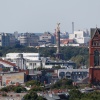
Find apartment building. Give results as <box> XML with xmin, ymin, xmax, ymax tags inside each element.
<box><xmin>0</xmin><ymin>33</ymin><xmax>10</xmax><ymax>47</ymax></box>
<box><xmin>39</xmin><ymin>32</ymin><xmax>54</xmax><ymax>45</ymax></box>
<box><xmin>19</xmin><ymin>32</ymin><xmax>39</xmax><ymax>46</ymax></box>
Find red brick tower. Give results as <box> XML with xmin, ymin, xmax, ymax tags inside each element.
<box><xmin>89</xmin><ymin>28</ymin><xmax>100</xmax><ymax>85</ymax></box>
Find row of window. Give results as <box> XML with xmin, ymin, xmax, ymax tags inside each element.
<box><xmin>29</xmin><ymin>63</ymin><xmax>36</xmax><ymax>66</ymax></box>
<box><xmin>59</xmin><ymin>72</ymin><xmax>88</xmax><ymax>76</ymax></box>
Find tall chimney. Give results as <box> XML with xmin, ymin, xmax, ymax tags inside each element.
<box><xmin>72</xmin><ymin>22</ymin><xmax>74</xmax><ymax>34</ymax></box>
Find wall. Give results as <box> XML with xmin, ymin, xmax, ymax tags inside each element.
<box><xmin>2</xmin><ymin>72</ymin><xmax>26</xmax><ymax>86</ymax></box>
<box><xmin>89</xmin><ymin>68</ymin><xmax>100</xmax><ymax>85</ymax></box>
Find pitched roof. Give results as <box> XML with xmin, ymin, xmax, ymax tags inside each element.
<box><xmin>90</xmin><ymin>28</ymin><xmax>100</xmax><ymax>39</ymax></box>
<box><xmin>0</xmin><ymin>59</ymin><xmax>17</xmax><ymax>67</ymax></box>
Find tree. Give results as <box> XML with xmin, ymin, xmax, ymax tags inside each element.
<box><xmin>69</xmin><ymin>89</ymin><xmax>82</xmax><ymax>100</ymax></box>
<box><xmin>25</xmin><ymin>80</ymin><xmax>41</xmax><ymax>87</ymax></box>
<box><xmin>23</xmin><ymin>91</ymin><xmax>45</xmax><ymax>100</ymax></box>
<box><xmin>14</xmin><ymin>86</ymin><xmax>26</xmax><ymax>93</ymax></box>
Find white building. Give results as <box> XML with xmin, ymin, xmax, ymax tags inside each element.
<box><xmin>69</xmin><ymin>30</ymin><xmax>90</xmax><ymax>44</ymax></box>
<box><xmin>58</xmin><ymin>69</ymin><xmax>89</xmax><ymax>82</ymax></box>
<box><xmin>3</xmin><ymin>53</ymin><xmax>42</xmax><ymax>70</ymax></box>
<box><xmin>6</xmin><ymin>53</ymin><xmax>40</xmax><ymax>60</ymax></box>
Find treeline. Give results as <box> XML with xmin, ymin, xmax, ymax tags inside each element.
<box><xmin>0</xmin><ymin>45</ymin><xmax>89</xmax><ymax>67</ymax></box>
<box><xmin>69</xmin><ymin>89</ymin><xmax>100</xmax><ymax>100</ymax></box>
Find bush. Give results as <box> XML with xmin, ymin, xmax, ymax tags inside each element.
<box><xmin>23</xmin><ymin>91</ymin><xmax>45</xmax><ymax>100</ymax></box>
<box><xmin>25</xmin><ymin>80</ymin><xmax>41</xmax><ymax>87</ymax></box>
<box><xmin>14</xmin><ymin>86</ymin><xmax>26</xmax><ymax>93</ymax></box>
<box><xmin>51</xmin><ymin>78</ymin><xmax>73</xmax><ymax>89</ymax></box>
<box><xmin>2</xmin><ymin>93</ymin><xmax>7</xmax><ymax>96</ymax></box>
<box><xmin>0</xmin><ymin>87</ymin><xmax>9</xmax><ymax>92</ymax></box>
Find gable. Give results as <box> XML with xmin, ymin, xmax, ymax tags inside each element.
<box><xmin>90</xmin><ymin>28</ymin><xmax>100</xmax><ymax>39</ymax></box>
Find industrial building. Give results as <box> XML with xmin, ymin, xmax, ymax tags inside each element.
<box><xmin>69</xmin><ymin>30</ymin><xmax>90</xmax><ymax>44</ymax></box>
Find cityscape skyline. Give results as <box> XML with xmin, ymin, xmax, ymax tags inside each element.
<box><xmin>0</xmin><ymin>0</ymin><xmax>100</xmax><ymax>33</ymax></box>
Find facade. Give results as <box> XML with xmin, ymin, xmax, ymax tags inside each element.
<box><xmin>0</xmin><ymin>33</ymin><xmax>10</xmax><ymax>47</ymax></box>
<box><xmin>39</xmin><ymin>32</ymin><xmax>54</xmax><ymax>45</ymax></box>
<box><xmin>16</xmin><ymin>54</ymin><xmax>26</xmax><ymax>70</ymax></box>
<box><xmin>6</xmin><ymin>53</ymin><xmax>40</xmax><ymax>60</ymax></box>
<box><xmin>60</xmin><ymin>39</ymin><xmax>74</xmax><ymax>45</ymax></box>
<box><xmin>26</xmin><ymin>60</ymin><xmax>42</xmax><ymax>69</ymax></box>
<box><xmin>4</xmin><ymin>53</ymin><xmax>42</xmax><ymax>70</ymax></box>
<box><xmin>69</xmin><ymin>30</ymin><xmax>90</xmax><ymax>44</ymax></box>
<box><xmin>58</xmin><ymin>69</ymin><xmax>89</xmax><ymax>82</ymax></box>
<box><xmin>9</xmin><ymin>34</ymin><xmax>16</xmax><ymax>46</ymax></box>
<box><xmin>44</xmin><ymin>60</ymin><xmax>76</xmax><ymax>69</ymax></box>
<box><xmin>2</xmin><ymin>72</ymin><xmax>27</xmax><ymax>86</ymax></box>
<box><xmin>89</xmin><ymin>28</ymin><xmax>100</xmax><ymax>85</ymax></box>
<box><xmin>19</xmin><ymin>32</ymin><xmax>39</xmax><ymax>46</ymax></box>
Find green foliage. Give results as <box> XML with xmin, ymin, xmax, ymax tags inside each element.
<box><xmin>2</xmin><ymin>93</ymin><xmax>7</xmax><ymax>96</ymax></box>
<box><xmin>25</xmin><ymin>80</ymin><xmax>42</xmax><ymax>87</ymax></box>
<box><xmin>23</xmin><ymin>94</ymin><xmax>32</xmax><ymax>100</ymax></box>
<box><xmin>0</xmin><ymin>87</ymin><xmax>9</xmax><ymax>92</ymax></box>
<box><xmin>0</xmin><ymin>85</ymin><xmax>26</xmax><ymax>93</ymax></box>
<box><xmin>52</xmin><ymin>65</ymin><xmax>61</xmax><ymax>69</ymax></box>
<box><xmin>0</xmin><ymin>46</ymin><xmax>89</xmax><ymax>67</ymax></box>
<box><xmin>2</xmin><ymin>67</ymin><xmax>10</xmax><ymax>72</ymax></box>
<box><xmin>69</xmin><ymin>89</ymin><xmax>82</xmax><ymax>100</ymax></box>
<box><xmin>14</xmin><ymin>86</ymin><xmax>26</xmax><ymax>93</ymax></box>
<box><xmin>29</xmin><ymin>86</ymin><xmax>43</xmax><ymax>92</ymax></box>
<box><xmin>51</xmin><ymin>78</ymin><xmax>73</xmax><ymax>89</ymax></box>
<box><xmin>23</xmin><ymin>91</ymin><xmax>45</xmax><ymax>100</ymax></box>
<box><xmin>69</xmin><ymin>90</ymin><xmax>100</xmax><ymax>100</ymax></box>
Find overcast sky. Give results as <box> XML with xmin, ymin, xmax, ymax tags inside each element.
<box><xmin>0</xmin><ymin>0</ymin><xmax>100</xmax><ymax>33</ymax></box>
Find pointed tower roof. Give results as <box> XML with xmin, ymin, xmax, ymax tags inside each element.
<box><xmin>90</xmin><ymin>27</ymin><xmax>100</xmax><ymax>39</ymax></box>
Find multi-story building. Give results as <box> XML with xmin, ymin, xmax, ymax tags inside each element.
<box><xmin>89</xmin><ymin>28</ymin><xmax>100</xmax><ymax>85</ymax></box>
<box><xmin>19</xmin><ymin>32</ymin><xmax>39</xmax><ymax>46</ymax></box>
<box><xmin>69</xmin><ymin>30</ymin><xmax>90</xmax><ymax>44</ymax></box>
<box><xmin>58</xmin><ymin>69</ymin><xmax>89</xmax><ymax>82</ymax></box>
<box><xmin>9</xmin><ymin>34</ymin><xmax>16</xmax><ymax>47</ymax></box>
<box><xmin>39</xmin><ymin>32</ymin><xmax>54</xmax><ymax>45</ymax></box>
<box><xmin>0</xmin><ymin>33</ymin><xmax>10</xmax><ymax>47</ymax></box>
<box><xmin>4</xmin><ymin>53</ymin><xmax>41</xmax><ymax>70</ymax></box>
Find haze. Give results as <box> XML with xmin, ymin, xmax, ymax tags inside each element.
<box><xmin>0</xmin><ymin>0</ymin><xmax>99</xmax><ymax>33</ymax></box>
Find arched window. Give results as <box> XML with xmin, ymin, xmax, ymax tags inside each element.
<box><xmin>59</xmin><ymin>72</ymin><xmax>65</xmax><ymax>78</ymax></box>
<box><xmin>94</xmin><ymin>50</ymin><xmax>99</xmax><ymax>66</ymax></box>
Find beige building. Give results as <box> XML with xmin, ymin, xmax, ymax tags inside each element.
<box><xmin>39</xmin><ymin>32</ymin><xmax>54</xmax><ymax>44</ymax></box>
<box><xmin>2</xmin><ymin>72</ymin><xmax>27</xmax><ymax>86</ymax></box>
<box><xmin>19</xmin><ymin>32</ymin><xmax>39</xmax><ymax>46</ymax></box>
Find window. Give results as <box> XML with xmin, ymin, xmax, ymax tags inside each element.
<box><xmin>94</xmin><ymin>50</ymin><xmax>99</xmax><ymax>66</ymax></box>
<box><xmin>30</xmin><ymin>63</ymin><xmax>32</xmax><ymax>66</ymax></box>
<box><xmin>75</xmin><ymin>34</ymin><xmax>77</xmax><ymax>38</ymax></box>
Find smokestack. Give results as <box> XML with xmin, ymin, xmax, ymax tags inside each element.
<box><xmin>72</xmin><ymin>22</ymin><xmax>74</xmax><ymax>34</ymax></box>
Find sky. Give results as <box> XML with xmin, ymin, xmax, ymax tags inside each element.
<box><xmin>0</xmin><ymin>0</ymin><xmax>100</xmax><ymax>33</ymax></box>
